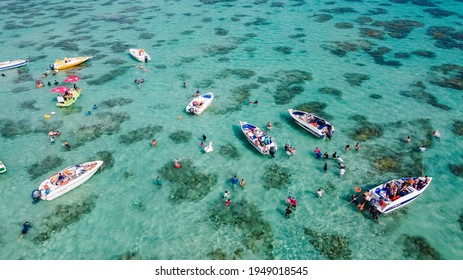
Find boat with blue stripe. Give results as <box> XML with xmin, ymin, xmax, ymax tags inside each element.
<box><xmin>366</xmin><ymin>176</ymin><xmax>433</xmax><ymax>214</ymax></box>
<box><xmin>186</xmin><ymin>92</ymin><xmax>214</xmax><ymax>115</ymax></box>
<box><xmin>0</xmin><ymin>59</ymin><xmax>28</xmax><ymax>71</ymax></box>
<box><xmin>239</xmin><ymin>121</ymin><xmax>277</xmax><ymax>156</ymax></box>
<box><xmin>288</xmin><ymin>109</ymin><xmax>334</xmax><ymax>139</ymax></box>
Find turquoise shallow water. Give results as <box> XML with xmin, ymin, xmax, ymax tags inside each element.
<box><xmin>1</xmin><ymin>0</ymin><xmax>463</xmax><ymax>260</ymax></box>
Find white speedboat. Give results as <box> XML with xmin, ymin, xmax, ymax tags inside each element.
<box><xmin>0</xmin><ymin>161</ymin><xmax>6</xmax><ymax>174</ymax></box>
<box><xmin>0</xmin><ymin>59</ymin><xmax>28</xmax><ymax>71</ymax></box>
<box><xmin>37</xmin><ymin>160</ymin><xmax>103</xmax><ymax>201</ymax></box>
<box><xmin>239</xmin><ymin>121</ymin><xmax>277</xmax><ymax>156</ymax></box>
<box><xmin>288</xmin><ymin>109</ymin><xmax>334</xmax><ymax>139</ymax></box>
<box><xmin>186</xmin><ymin>92</ymin><xmax>214</xmax><ymax>115</ymax></box>
<box><xmin>366</xmin><ymin>176</ymin><xmax>432</xmax><ymax>214</ymax></box>
<box><xmin>129</xmin><ymin>48</ymin><xmax>151</xmax><ymax>62</ymax></box>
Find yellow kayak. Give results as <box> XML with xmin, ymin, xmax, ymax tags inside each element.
<box><xmin>50</xmin><ymin>56</ymin><xmax>92</xmax><ymax>70</ymax></box>
<box><xmin>56</xmin><ymin>88</ymin><xmax>82</xmax><ymax>107</ymax></box>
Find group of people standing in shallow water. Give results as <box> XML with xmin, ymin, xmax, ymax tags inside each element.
<box><xmin>313</xmin><ymin>143</ymin><xmax>359</xmax><ymax>176</ymax></box>
<box><xmin>285</xmin><ymin>196</ymin><xmax>297</xmax><ymax>218</ymax></box>
<box><xmin>220</xmin><ymin>175</ymin><xmax>246</xmax><ymax>207</ymax></box>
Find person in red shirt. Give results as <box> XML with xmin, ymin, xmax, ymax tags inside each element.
<box><xmin>290</xmin><ymin>197</ymin><xmax>297</xmax><ymax>210</ymax></box>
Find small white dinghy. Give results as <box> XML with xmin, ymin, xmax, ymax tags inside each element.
<box><xmin>129</xmin><ymin>48</ymin><xmax>151</xmax><ymax>62</ymax></box>
<box><xmin>204</xmin><ymin>142</ymin><xmax>214</xmax><ymax>153</ymax></box>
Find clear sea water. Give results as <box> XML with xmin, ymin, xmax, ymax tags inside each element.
<box><xmin>1</xmin><ymin>0</ymin><xmax>462</xmax><ymax>260</ymax></box>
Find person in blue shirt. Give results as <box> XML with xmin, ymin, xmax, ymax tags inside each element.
<box><xmin>230</xmin><ymin>175</ymin><xmax>239</xmax><ymax>188</ymax></box>
<box><xmin>19</xmin><ymin>222</ymin><xmax>32</xmax><ymax>239</ymax></box>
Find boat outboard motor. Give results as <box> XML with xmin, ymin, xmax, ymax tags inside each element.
<box><xmin>31</xmin><ymin>189</ymin><xmax>41</xmax><ymax>203</ymax></box>
<box><xmin>188</xmin><ymin>107</ymin><xmax>195</xmax><ymax>115</ymax></box>
<box><xmin>144</xmin><ymin>56</ymin><xmax>148</xmax><ymax>62</ymax></box>
<box><xmin>49</xmin><ymin>64</ymin><xmax>55</xmax><ymax>71</ymax></box>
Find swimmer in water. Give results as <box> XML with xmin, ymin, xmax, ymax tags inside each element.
<box><xmin>286</xmin><ymin>196</ymin><xmax>292</xmax><ymax>205</ymax></box>
<box><xmin>285</xmin><ymin>205</ymin><xmax>292</xmax><ymax>218</ymax></box>
<box><xmin>433</xmin><ymin>130</ymin><xmax>441</xmax><ymax>141</ymax></box>
<box><xmin>18</xmin><ymin>222</ymin><xmax>32</xmax><ymax>240</ymax></box>
<box><xmin>154</xmin><ymin>176</ymin><xmax>162</xmax><ymax>185</ymax></box>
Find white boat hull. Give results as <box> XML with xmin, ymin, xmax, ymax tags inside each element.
<box><xmin>288</xmin><ymin>109</ymin><xmax>334</xmax><ymax>139</ymax></box>
<box><xmin>368</xmin><ymin>177</ymin><xmax>432</xmax><ymax>214</ymax></box>
<box><xmin>0</xmin><ymin>60</ymin><xmax>28</xmax><ymax>71</ymax></box>
<box><xmin>239</xmin><ymin>121</ymin><xmax>277</xmax><ymax>156</ymax></box>
<box><xmin>38</xmin><ymin>160</ymin><xmax>103</xmax><ymax>201</ymax></box>
<box><xmin>129</xmin><ymin>48</ymin><xmax>151</xmax><ymax>62</ymax></box>
<box><xmin>186</xmin><ymin>92</ymin><xmax>214</xmax><ymax>115</ymax></box>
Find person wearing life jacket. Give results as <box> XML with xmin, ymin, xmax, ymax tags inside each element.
<box><xmin>378</xmin><ymin>198</ymin><xmax>386</xmax><ymax>207</ymax></box>
<box><xmin>358</xmin><ymin>202</ymin><xmax>365</xmax><ymax>211</ymax></box>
